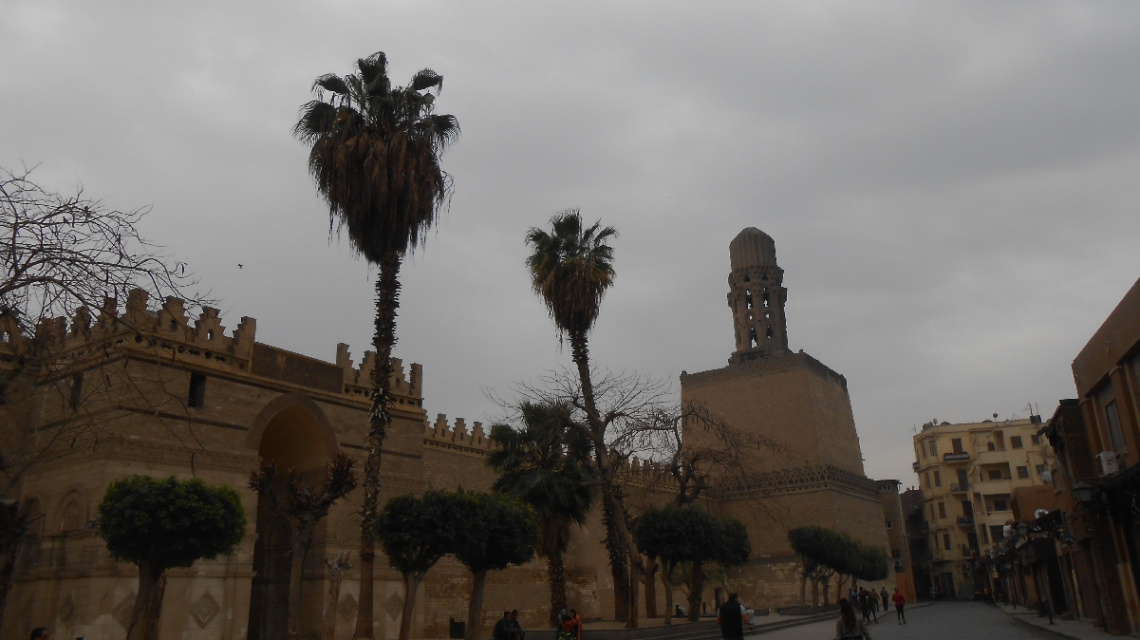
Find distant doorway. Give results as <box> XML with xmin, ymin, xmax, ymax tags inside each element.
<box><xmin>247</xmin><ymin>403</ymin><xmax>331</xmax><ymax>640</ymax></box>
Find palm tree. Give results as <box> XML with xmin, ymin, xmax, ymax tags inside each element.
<box><xmin>488</xmin><ymin>402</ymin><xmax>595</xmax><ymax>621</ymax></box>
<box><xmin>294</xmin><ymin>51</ymin><xmax>459</xmax><ymax>640</ymax></box>
<box><xmin>524</xmin><ymin>211</ymin><xmax>637</xmax><ymax>622</ymax></box>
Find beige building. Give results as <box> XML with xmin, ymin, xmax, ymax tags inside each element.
<box><xmin>912</xmin><ymin>417</ymin><xmax>1054</xmax><ymax>598</ymax></box>
<box><xmin>682</xmin><ymin>228</ymin><xmax>893</xmax><ymax>604</ymax></box>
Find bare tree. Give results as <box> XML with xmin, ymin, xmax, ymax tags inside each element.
<box><xmin>500</xmin><ymin>370</ymin><xmax>788</xmax><ymax>623</ymax></box>
<box><xmin>0</xmin><ymin>164</ymin><xmax>204</xmax><ymax>630</ymax></box>
<box><xmin>250</xmin><ymin>453</ymin><xmax>358</xmax><ymax>640</ymax></box>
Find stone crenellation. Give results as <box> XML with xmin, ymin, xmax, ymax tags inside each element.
<box><xmin>424</xmin><ymin>414</ymin><xmax>491</xmax><ymax>453</ymax></box>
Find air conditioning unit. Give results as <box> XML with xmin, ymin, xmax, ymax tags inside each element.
<box><xmin>1096</xmin><ymin>451</ymin><xmax>1119</xmax><ymax>476</ymax></box>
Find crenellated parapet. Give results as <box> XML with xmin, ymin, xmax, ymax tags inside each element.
<box><xmin>335</xmin><ymin>344</ymin><xmax>422</xmax><ymax>401</ymax></box>
<box><xmin>620</xmin><ymin>456</ymin><xmax>680</xmax><ymax>491</ymax></box>
<box><xmin>0</xmin><ymin>289</ymin><xmax>257</xmax><ymax>375</ymax></box>
<box><xmin>424</xmin><ymin>414</ymin><xmax>492</xmax><ymax>455</ymax></box>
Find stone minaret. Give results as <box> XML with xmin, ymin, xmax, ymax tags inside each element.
<box><xmin>727</xmin><ymin>227</ymin><xmax>790</xmax><ymax>364</ymax></box>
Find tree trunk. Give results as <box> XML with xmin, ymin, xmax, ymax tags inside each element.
<box><xmin>325</xmin><ymin>562</ymin><xmax>346</xmax><ymax>640</ymax></box>
<box><xmin>398</xmin><ymin>571</ymin><xmax>423</xmax><ymax>640</ymax></box>
<box><xmin>600</xmin><ymin>485</ymin><xmax>631</xmax><ymax>622</ymax></box>
<box><xmin>628</xmin><ymin>554</ymin><xmax>641</xmax><ymax>628</ymax></box>
<box><xmin>548</xmin><ymin>547</ymin><xmax>567</xmax><ymax>622</ymax></box>
<box><xmin>568</xmin><ymin>330</ymin><xmax>633</xmax><ymax>623</ymax></box>
<box><xmin>798</xmin><ymin>565</ymin><xmax>807</xmax><ymax>607</ymax></box>
<box><xmin>355</xmin><ymin>253</ymin><xmax>402</xmax><ymax>640</ymax></box>
<box><xmin>687</xmin><ymin>560</ymin><xmax>704</xmax><ymax>622</ymax></box>
<box><xmin>465</xmin><ymin>570</ymin><xmax>488</xmax><ymax>640</ymax></box>
<box><xmin>644</xmin><ymin>556</ymin><xmax>658</xmax><ymax>618</ymax></box>
<box><xmin>810</xmin><ymin>576</ymin><xmax>819</xmax><ymax>607</ymax></box>
<box><xmin>127</xmin><ymin>562</ymin><xmax>166</xmax><ymax>640</ymax></box>
<box><xmin>662</xmin><ymin>562</ymin><xmax>675</xmax><ymax>625</ymax></box>
<box><xmin>288</xmin><ymin>525</ymin><xmax>314</xmax><ymax>640</ymax></box>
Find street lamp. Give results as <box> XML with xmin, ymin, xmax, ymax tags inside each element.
<box><xmin>1072</xmin><ymin>481</ymin><xmax>1099</xmax><ymax>507</ymax></box>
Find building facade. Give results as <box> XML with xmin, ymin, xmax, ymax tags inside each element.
<box><xmin>912</xmin><ymin>417</ymin><xmax>1054</xmax><ymax>599</ymax></box>
<box><xmin>682</xmin><ymin>228</ymin><xmax>893</xmax><ymax>605</ymax></box>
<box><xmin>1067</xmin><ymin>276</ymin><xmax>1140</xmax><ymax>633</ymax></box>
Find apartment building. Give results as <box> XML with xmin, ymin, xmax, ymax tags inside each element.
<box><xmin>912</xmin><ymin>417</ymin><xmax>1054</xmax><ymax>598</ymax></box>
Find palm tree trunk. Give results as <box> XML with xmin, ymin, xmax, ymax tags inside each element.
<box><xmin>464</xmin><ymin>570</ymin><xmax>488</xmax><ymax>640</ymax></box>
<box><xmin>663</xmin><ymin>561</ymin><xmax>675</xmax><ymax>625</ymax></box>
<box><xmin>644</xmin><ymin>556</ymin><xmax>658</xmax><ymax>618</ymax></box>
<box><xmin>567</xmin><ymin>330</ymin><xmax>633</xmax><ymax>623</ymax></box>
<box><xmin>355</xmin><ymin>252</ymin><xmax>402</xmax><ymax>640</ymax></box>
<box><xmin>548</xmin><ymin>547</ymin><xmax>568</xmax><ymax>622</ymax></box>
<box><xmin>398</xmin><ymin>571</ymin><xmax>424</xmax><ymax>640</ymax></box>
<box><xmin>127</xmin><ymin>562</ymin><xmax>166</xmax><ymax>640</ymax></box>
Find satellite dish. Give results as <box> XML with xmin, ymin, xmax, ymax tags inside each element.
<box><xmin>1034</xmin><ymin>508</ymin><xmax>1050</xmax><ymax>520</ymax></box>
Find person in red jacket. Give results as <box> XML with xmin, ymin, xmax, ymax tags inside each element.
<box><xmin>891</xmin><ymin>588</ymin><xmax>906</xmax><ymax>625</ymax></box>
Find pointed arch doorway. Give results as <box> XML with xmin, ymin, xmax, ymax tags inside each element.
<box><xmin>247</xmin><ymin>398</ymin><xmax>336</xmax><ymax>640</ymax></box>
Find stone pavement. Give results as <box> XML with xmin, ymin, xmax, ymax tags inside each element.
<box><xmin>995</xmin><ymin>602</ymin><xmax>1123</xmax><ymax>640</ymax></box>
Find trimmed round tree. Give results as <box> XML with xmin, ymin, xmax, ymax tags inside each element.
<box><xmin>98</xmin><ymin>476</ymin><xmax>245</xmax><ymax>640</ymax></box>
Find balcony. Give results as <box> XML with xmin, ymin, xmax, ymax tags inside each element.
<box><xmin>956</xmin><ymin>516</ymin><xmax>974</xmax><ymax>528</ymax></box>
<box><xmin>950</xmin><ymin>484</ymin><xmax>968</xmax><ymax>495</ymax></box>
<box><xmin>943</xmin><ymin>452</ymin><xmax>971</xmax><ymax>463</ymax></box>
<box><xmin>912</xmin><ymin>460</ymin><xmax>921</xmax><ymax>472</ymax></box>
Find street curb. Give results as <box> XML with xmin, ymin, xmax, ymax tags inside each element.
<box><xmin>1007</xmin><ymin>615</ymin><xmax>1086</xmax><ymax>640</ymax></box>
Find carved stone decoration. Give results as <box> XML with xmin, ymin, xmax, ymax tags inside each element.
<box><xmin>385</xmin><ymin>592</ymin><xmax>402</xmax><ymax>621</ymax></box>
<box><xmin>58</xmin><ymin>593</ymin><xmax>74</xmax><ymax>623</ymax></box>
<box><xmin>338</xmin><ymin>593</ymin><xmax>358</xmax><ymax>622</ymax></box>
<box><xmin>113</xmin><ymin>592</ymin><xmax>136</xmax><ymax>630</ymax></box>
<box><xmin>190</xmin><ymin>592</ymin><xmax>221</xmax><ymax>628</ymax></box>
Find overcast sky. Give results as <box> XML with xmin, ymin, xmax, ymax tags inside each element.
<box><xmin>4</xmin><ymin>1</ymin><xmax>1140</xmax><ymax>486</ymax></box>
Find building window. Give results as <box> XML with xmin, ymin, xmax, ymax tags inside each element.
<box><xmin>188</xmin><ymin>372</ymin><xmax>207</xmax><ymax>408</ymax></box>
<box><xmin>886</xmin><ymin>520</ymin><xmax>892</xmax><ymax>529</ymax></box>
<box><xmin>992</xmin><ymin>499</ymin><xmax>1009</xmax><ymax>512</ymax></box>
<box><xmin>951</xmin><ymin>438</ymin><xmax>963</xmax><ymax>453</ymax></box>
<box><xmin>892</xmin><ymin>549</ymin><xmax>901</xmax><ymax>559</ymax></box>
<box><xmin>957</xmin><ymin>469</ymin><xmax>969</xmax><ymax>487</ymax></box>
<box><xmin>1011</xmin><ymin>436</ymin><xmax>1023</xmax><ymax>449</ymax></box>
<box><xmin>942</xmin><ymin>533</ymin><xmax>951</xmax><ymax>550</ymax></box>
<box><xmin>928</xmin><ymin>440</ymin><xmax>938</xmax><ymax>457</ymax></box>
<box><xmin>1031</xmin><ymin>435</ymin><xmax>1040</xmax><ymax>445</ymax></box>
<box><xmin>938</xmin><ymin>502</ymin><xmax>946</xmax><ymax>518</ymax></box>
<box><xmin>987</xmin><ymin>442</ymin><xmax>996</xmax><ymax>451</ymax></box>
<box><xmin>988</xmin><ymin>469</ymin><xmax>1002</xmax><ymax>480</ymax></box>
<box><xmin>990</xmin><ymin>525</ymin><xmax>1004</xmax><ymax>541</ymax></box>
<box><xmin>934</xmin><ymin>471</ymin><xmax>942</xmax><ymax>487</ymax></box>
<box><xmin>1104</xmin><ymin>401</ymin><xmax>1125</xmax><ymax>453</ymax></box>
<box><xmin>70</xmin><ymin>373</ymin><xmax>83</xmax><ymax>410</ymax></box>
<box><xmin>1017</xmin><ymin>466</ymin><xmax>1029</xmax><ymax>479</ymax></box>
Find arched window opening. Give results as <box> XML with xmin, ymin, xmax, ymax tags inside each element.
<box><xmin>745</xmin><ymin>290</ymin><xmax>753</xmax><ymax>310</ymax></box>
<box><xmin>762</xmin><ymin>290</ymin><xmax>770</xmax><ymax>308</ymax></box>
<box><xmin>766</xmin><ymin>325</ymin><xmax>773</xmax><ymax>339</ymax></box>
<box><xmin>748</xmin><ymin>327</ymin><xmax>758</xmax><ymax>348</ymax></box>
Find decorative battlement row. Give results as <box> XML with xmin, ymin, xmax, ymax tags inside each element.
<box><xmin>0</xmin><ymin>288</ymin><xmax>422</xmax><ymax>401</ymax></box>
<box><xmin>424</xmin><ymin>414</ymin><xmax>491</xmax><ymax>453</ymax></box>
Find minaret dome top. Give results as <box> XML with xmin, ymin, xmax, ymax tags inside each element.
<box><xmin>729</xmin><ymin>227</ymin><xmax>778</xmax><ymax>271</ymax></box>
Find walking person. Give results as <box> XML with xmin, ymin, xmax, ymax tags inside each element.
<box><xmin>892</xmin><ymin>588</ymin><xmax>907</xmax><ymax>625</ymax></box>
<box><xmin>494</xmin><ymin>611</ymin><xmax>512</xmax><ymax>640</ymax></box>
<box><xmin>508</xmin><ymin>610</ymin><xmax>526</xmax><ymax>640</ymax></box>
<box><xmin>879</xmin><ymin>587</ymin><xmax>889</xmax><ymax>611</ymax></box>
<box><xmin>568</xmin><ymin>609</ymin><xmax>582</xmax><ymax>640</ymax></box>
<box><xmin>717</xmin><ymin>593</ymin><xmax>751</xmax><ymax>640</ymax></box>
<box><xmin>836</xmin><ymin>599</ymin><xmax>872</xmax><ymax>640</ymax></box>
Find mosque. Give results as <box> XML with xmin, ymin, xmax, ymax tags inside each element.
<box><xmin>0</xmin><ymin>229</ymin><xmax>899</xmax><ymax>640</ymax></box>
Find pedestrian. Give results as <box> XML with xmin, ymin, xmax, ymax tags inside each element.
<box><xmin>30</xmin><ymin>629</ymin><xmax>48</xmax><ymax>640</ymax></box>
<box><xmin>835</xmin><ymin>599</ymin><xmax>871</xmax><ymax>640</ymax></box>
<box><xmin>509</xmin><ymin>610</ymin><xmax>526</xmax><ymax>640</ymax></box>
<box><xmin>891</xmin><ymin>588</ymin><xmax>906</xmax><ymax>625</ymax></box>
<box><xmin>569</xmin><ymin>609</ymin><xmax>582</xmax><ymax>640</ymax></box>
<box><xmin>879</xmin><ymin>587</ymin><xmax>889</xmax><ymax>611</ymax></box>
<box><xmin>716</xmin><ymin>593</ymin><xmax>751</xmax><ymax>640</ymax></box>
<box><xmin>555</xmin><ymin>608</ymin><xmax>573</xmax><ymax>640</ymax></box>
<box><xmin>494</xmin><ymin>611</ymin><xmax>512</xmax><ymax>640</ymax></box>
